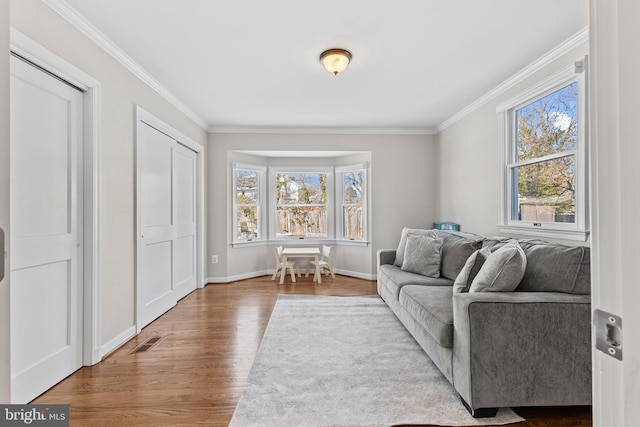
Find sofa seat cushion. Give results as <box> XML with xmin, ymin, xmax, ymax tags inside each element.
<box><xmin>399</xmin><ymin>285</ymin><xmax>454</xmax><ymax>348</ymax></box>
<box><xmin>379</xmin><ymin>264</ymin><xmax>453</xmax><ymax>299</ymax></box>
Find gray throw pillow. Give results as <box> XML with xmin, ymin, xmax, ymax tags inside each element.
<box><xmin>453</xmin><ymin>247</ymin><xmax>491</xmax><ymax>294</ymax></box>
<box><xmin>400</xmin><ymin>234</ymin><xmax>443</xmax><ymax>278</ymax></box>
<box><xmin>469</xmin><ymin>242</ymin><xmax>527</xmax><ymax>293</ymax></box>
<box><xmin>394</xmin><ymin>228</ymin><xmax>435</xmax><ymax>267</ymax></box>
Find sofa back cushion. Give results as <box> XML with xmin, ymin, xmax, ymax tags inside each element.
<box><xmin>432</xmin><ymin>230</ymin><xmax>484</xmax><ymax>280</ymax></box>
<box><xmin>483</xmin><ymin>237</ymin><xmax>591</xmax><ymax>295</ymax></box>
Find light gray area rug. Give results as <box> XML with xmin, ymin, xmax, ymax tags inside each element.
<box><xmin>229</xmin><ymin>295</ymin><xmax>524</xmax><ymax>427</ymax></box>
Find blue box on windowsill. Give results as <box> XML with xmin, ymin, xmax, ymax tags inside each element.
<box><xmin>433</xmin><ymin>221</ymin><xmax>460</xmax><ymax>231</ymax></box>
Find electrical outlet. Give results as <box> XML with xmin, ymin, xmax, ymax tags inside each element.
<box><xmin>211</xmin><ymin>255</ymin><xmax>219</xmax><ymax>264</ymax></box>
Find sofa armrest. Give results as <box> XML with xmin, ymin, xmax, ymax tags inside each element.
<box><xmin>377</xmin><ymin>249</ymin><xmax>396</xmax><ymax>270</ymax></box>
<box><xmin>452</xmin><ymin>292</ymin><xmax>592</xmax><ymax>410</ymax></box>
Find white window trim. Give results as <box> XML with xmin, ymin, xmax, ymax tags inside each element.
<box><xmin>497</xmin><ymin>57</ymin><xmax>589</xmax><ymax>242</ymax></box>
<box><xmin>232</xmin><ymin>163</ymin><xmax>266</xmax><ymax>246</ymax></box>
<box><xmin>269</xmin><ymin>166</ymin><xmax>335</xmax><ymax>241</ymax></box>
<box><xmin>335</xmin><ymin>163</ymin><xmax>368</xmax><ymax>243</ymax></box>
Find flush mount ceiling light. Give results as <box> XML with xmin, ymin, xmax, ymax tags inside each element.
<box><xmin>319</xmin><ymin>48</ymin><xmax>352</xmax><ymax>75</ymax></box>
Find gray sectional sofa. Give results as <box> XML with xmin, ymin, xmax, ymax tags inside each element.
<box><xmin>377</xmin><ymin>228</ymin><xmax>592</xmax><ymax>417</ymax></box>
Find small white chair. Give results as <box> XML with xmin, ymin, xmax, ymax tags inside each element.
<box><xmin>305</xmin><ymin>245</ymin><xmax>335</xmax><ymax>279</ymax></box>
<box><xmin>272</xmin><ymin>246</ymin><xmax>301</xmax><ymax>282</ymax></box>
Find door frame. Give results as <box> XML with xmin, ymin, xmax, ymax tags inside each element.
<box><xmin>135</xmin><ymin>106</ymin><xmax>205</xmax><ymax>333</ymax></box>
<box><xmin>10</xmin><ymin>28</ymin><xmax>102</xmax><ymax>366</ymax></box>
<box><xmin>589</xmin><ymin>1</ymin><xmax>640</xmax><ymax>425</ymax></box>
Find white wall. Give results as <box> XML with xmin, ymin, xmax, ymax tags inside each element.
<box><xmin>207</xmin><ymin>132</ymin><xmax>438</xmax><ymax>281</ymax></box>
<box><xmin>10</xmin><ymin>0</ymin><xmax>207</xmax><ymax>351</ymax></box>
<box><xmin>437</xmin><ymin>41</ymin><xmax>589</xmax><ymax>242</ymax></box>
<box><xmin>0</xmin><ymin>0</ymin><xmax>10</xmax><ymax>402</ymax></box>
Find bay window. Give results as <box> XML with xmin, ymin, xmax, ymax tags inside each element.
<box><xmin>233</xmin><ymin>160</ymin><xmax>369</xmax><ymax>245</ymax></box>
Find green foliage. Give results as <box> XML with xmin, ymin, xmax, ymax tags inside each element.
<box><xmin>515</xmin><ymin>83</ymin><xmax>577</xmax><ymax>216</ymax></box>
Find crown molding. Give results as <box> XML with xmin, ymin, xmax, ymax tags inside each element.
<box><xmin>437</xmin><ymin>26</ymin><xmax>589</xmax><ymax>133</ymax></box>
<box><xmin>208</xmin><ymin>125</ymin><xmax>438</xmax><ymax>135</ymax></box>
<box><xmin>41</xmin><ymin>0</ymin><xmax>586</xmax><ymax>137</ymax></box>
<box><xmin>43</xmin><ymin>0</ymin><xmax>209</xmax><ymax>131</ymax></box>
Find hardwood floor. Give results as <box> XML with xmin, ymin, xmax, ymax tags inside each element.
<box><xmin>33</xmin><ymin>275</ymin><xmax>591</xmax><ymax>426</ymax></box>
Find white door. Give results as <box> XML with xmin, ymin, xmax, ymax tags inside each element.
<box><xmin>138</xmin><ymin>123</ymin><xmax>197</xmax><ymax>329</ymax></box>
<box><xmin>173</xmin><ymin>144</ymin><xmax>197</xmax><ymax>300</ymax></box>
<box><xmin>9</xmin><ymin>56</ymin><xmax>83</xmax><ymax>403</ymax></box>
<box><xmin>139</xmin><ymin>123</ymin><xmax>176</xmax><ymax>328</ymax></box>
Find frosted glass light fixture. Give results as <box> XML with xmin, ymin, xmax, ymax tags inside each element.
<box><xmin>319</xmin><ymin>49</ymin><xmax>352</xmax><ymax>75</ymax></box>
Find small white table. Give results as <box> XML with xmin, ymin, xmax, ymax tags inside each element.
<box><xmin>280</xmin><ymin>247</ymin><xmax>321</xmax><ymax>284</ymax></box>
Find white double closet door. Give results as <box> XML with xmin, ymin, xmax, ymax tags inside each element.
<box><xmin>9</xmin><ymin>56</ymin><xmax>83</xmax><ymax>403</ymax></box>
<box><xmin>138</xmin><ymin>122</ymin><xmax>197</xmax><ymax>330</ymax></box>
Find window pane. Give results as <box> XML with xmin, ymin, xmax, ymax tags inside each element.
<box><xmin>236</xmin><ymin>169</ymin><xmax>258</xmax><ymax>203</ymax></box>
<box><xmin>343</xmin><ymin>205</ymin><xmax>363</xmax><ymax>239</ymax></box>
<box><xmin>516</xmin><ymin>82</ymin><xmax>577</xmax><ymax>162</ymax></box>
<box><xmin>343</xmin><ymin>171</ymin><xmax>364</xmax><ymax>204</ymax></box>
<box><xmin>275</xmin><ymin>206</ymin><xmax>327</xmax><ymax>237</ymax></box>
<box><xmin>512</xmin><ymin>156</ymin><xmax>576</xmax><ymax>223</ymax></box>
<box><xmin>237</xmin><ymin>206</ymin><xmax>259</xmax><ymax>239</ymax></box>
<box><xmin>276</xmin><ymin>173</ymin><xmax>327</xmax><ymax>205</ymax></box>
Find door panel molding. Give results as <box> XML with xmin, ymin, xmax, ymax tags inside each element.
<box><xmin>10</xmin><ymin>28</ymin><xmax>102</xmax><ymax>368</ymax></box>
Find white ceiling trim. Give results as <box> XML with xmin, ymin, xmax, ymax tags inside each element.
<box><xmin>41</xmin><ymin>0</ymin><xmax>587</xmax><ymax>137</ymax></box>
<box><xmin>44</xmin><ymin>0</ymin><xmax>437</xmax><ymax>136</ymax></box>
<box><xmin>209</xmin><ymin>126</ymin><xmax>438</xmax><ymax>135</ymax></box>
<box><xmin>437</xmin><ymin>27</ymin><xmax>589</xmax><ymax>133</ymax></box>
<box><xmin>43</xmin><ymin>0</ymin><xmax>209</xmax><ymax>130</ymax></box>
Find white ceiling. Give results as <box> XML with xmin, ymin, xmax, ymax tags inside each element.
<box><xmin>59</xmin><ymin>0</ymin><xmax>588</xmax><ymax>133</ymax></box>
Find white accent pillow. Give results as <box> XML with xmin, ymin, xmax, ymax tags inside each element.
<box><xmin>469</xmin><ymin>242</ymin><xmax>527</xmax><ymax>293</ymax></box>
<box><xmin>400</xmin><ymin>234</ymin><xmax>443</xmax><ymax>278</ymax></box>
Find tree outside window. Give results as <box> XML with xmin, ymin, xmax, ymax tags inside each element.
<box><xmin>235</xmin><ymin>168</ymin><xmax>260</xmax><ymax>240</ymax></box>
<box><xmin>342</xmin><ymin>169</ymin><xmax>365</xmax><ymax>240</ymax></box>
<box><xmin>513</xmin><ymin>82</ymin><xmax>577</xmax><ymax>223</ymax></box>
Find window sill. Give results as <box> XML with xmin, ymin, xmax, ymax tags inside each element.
<box><xmin>231</xmin><ymin>239</ymin><xmax>370</xmax><ymax>248</ymax></box>
<box><xmin>498</xmin><ymin>225</ymin><xmax>589</xmax><ymax>242</ymax></box>
<box><xmin>231</xmin><ymin>240</ymin><xmax>267</xmax><ymax>249</ymax></box>
<box><xmin>336</xmin><ymin>239</ymin><xmax>369</xmax><ymax>247</ymax></box>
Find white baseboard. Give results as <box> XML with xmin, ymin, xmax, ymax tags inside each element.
<box><xmin>206</xmin><ymin>270</ymin><xmax>270</xmax><ymax>284</ymax></box>
<box><xmin>334</xmin><ymin>268</ymin><xmax>376</xmax><ymax>281</ymax></box>
<box><xmin>99</xmin><ymin>326</ymin><xmax>136</xmax><ymax>359</ymax></box>
<box><xmin>205</xmin><ymin>269</ymin><xmax>376</xmax><ymax>284</ymax></box>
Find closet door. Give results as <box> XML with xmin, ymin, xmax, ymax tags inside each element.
<box><xmin>10</xmin><ymin>55</ymin><xmax>84</xmax><ymax>402</ymax></box>
<box><xmin>139</xmin><ymin>122</ymin><xmax>176</xmax><ymax>328</ymax></box>
<box><xmin>138</xmin><ymin>122</ymin><xmax>198</xmax><ymax>329</ymax></box>
<box><xmin>173</xmin><ymin>143</ymin><xmax>197</xmax><ymax>300</ymax></box>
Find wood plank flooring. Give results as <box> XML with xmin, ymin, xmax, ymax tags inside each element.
<box><xmin>33</xmin><ymin>275</ymin><xmax>592</xmax><ymax>426</ymax></box>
